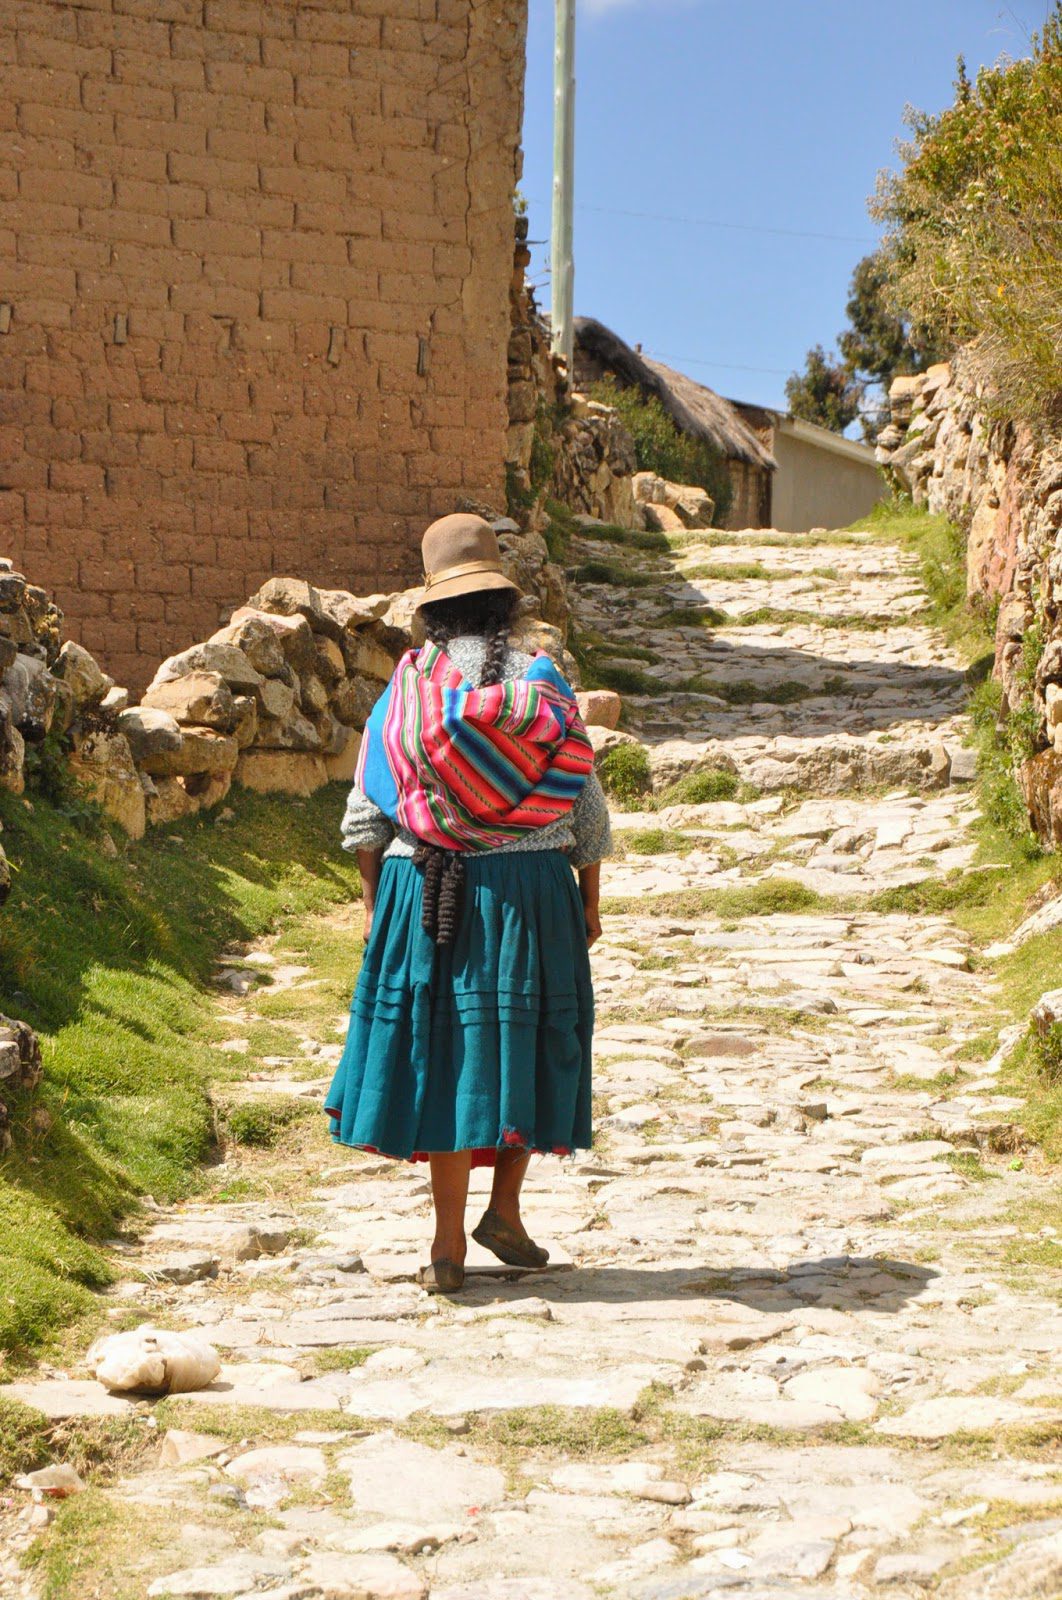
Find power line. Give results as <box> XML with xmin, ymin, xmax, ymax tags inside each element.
<box><xmin>644</xmin><ymin>348</ymin><xmax>794</xmax><ymax>378</ymax></box>
<box><xmin>527</xmin><ymin>197</ymin><xmax>877</xmax><ymax>246</ymax></box>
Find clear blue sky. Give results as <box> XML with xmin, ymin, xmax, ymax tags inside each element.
<box><xmin>519</xmin><ymin>0</ymin><xmax>1051</xmax><ymax>411</ymax></box>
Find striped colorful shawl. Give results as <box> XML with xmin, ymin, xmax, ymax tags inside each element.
<box><xmin>355</xmin><ymin>641</ymin><xmax>594</xmax><ymax>851</ymax></box>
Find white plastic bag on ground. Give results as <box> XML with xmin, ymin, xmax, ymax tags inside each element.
<box><xmin>88</xmin><ymin>1323</ymin><xmax>221</xmax><ymax>1395</ymax></box>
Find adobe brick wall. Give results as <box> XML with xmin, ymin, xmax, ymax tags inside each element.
<box><xmin>0</xmin><ymin>0</ymin><xmax>528</xmax><ymax>690</ymax></box>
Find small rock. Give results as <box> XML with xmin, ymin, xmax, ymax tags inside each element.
<box><xmin>158</xmin><ymin>1430</ymin><xmax>228</xmax><ymax>1468</ymax></box>
<box><xmin>146</xmin><ymin>1555</ymin><xmax>290</xmax><ymax>1596</ymax></box>
<box><xmin>300</xmin><ymin>1551</ymin><xmax>427</xmax><ymax>1599</ymax></box>
<box><xmin>226</xmin><ymin>1445</ymin><xmax>327</xmax><ymax>1490</ymax></box>
<box><xmin>15</xmin><ymin>1464</ymin><xmax>85</xmax><ymax>1498</ymax></box>
<box><xmin>152</xmin><ymin>1252</ymin><xmax>219</xmax><ymax>1286</ymax></box>
<box><xmin>874</xmin><ymin>1549</ymin><xmax>952</xmax><ymax>1585</ymax></box>
<box><xmin>576</xmin><ymin>689</ymin><xmax>622</xmax><ymax>730</ymax></box>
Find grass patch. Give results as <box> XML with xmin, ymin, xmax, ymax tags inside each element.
<box><xmin>728</xmin><ymin>606</ymin><xmax>900</xmax><ymax>633</ymax></box>
<box><xmin>0</xmin><ymin>785</ymin><xmax>359</xmax><ymax>1365</ymax></box>
<box><xmin>579</xmin><ymin>520</ymin><xmax>671</xmax><ymax>553</ymax></box>
<box><xmin>681</xmin><ymin>560</ymin><xmax>773</xmax><ymax>582</ymax></box>
<box><xmin>601</xmin><ymin>877</ymin><xmax>831</xmax><ymax>920</ymax></box>
<box><xmin>652</xmin><ymin>606</ymin><xmax>730</xmax><ymax>629</ymax></box>
<box><xmin>654</xmin><ymin>768</ymin><xmax>741</xmax><ymax>806</ymax></box>
<box><xmin>24</xmin><ymin>1490</ymin><xmax>170</xmax><ymax>1599</ymax></box>
<box><xmin>571</xmin><ymin>558</ymin><xmax>657</xmax><ymax>589</ymax></box>
<box><xmin>220</xmin><ymin>1095</ymin><xmax>318</xmax><ymax>1150</ymax></box>
<box><xmin>309</xmin><ymin>1346</ymin><xmax>372</xmax><ymax>1375</ymax></box>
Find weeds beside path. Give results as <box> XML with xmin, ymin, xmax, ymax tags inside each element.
<box><xmin>0</xmin><ymin>787</ymin><xmax>359</xmax><ymax>1364</ymax></box>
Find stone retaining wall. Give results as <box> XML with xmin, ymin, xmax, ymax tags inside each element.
<box><xmin>0</xmin><ymin>526</ymin><xmax>573</xmax><ymax>845</ymax></box>
<box><xmin>505</xmin><ymin>220</ymin><xmax>638</xmax><ymax>530</ymax></box>
<box><xmin>877</xmin><ymin>355</ymin><xmax>1062</xmax><ymax>843</ymax></box>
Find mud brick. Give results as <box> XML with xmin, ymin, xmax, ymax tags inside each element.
<box><xmin>2</xmin><ymin>0</ymin><xmax>524</xmax><ymax>690</ymax></box>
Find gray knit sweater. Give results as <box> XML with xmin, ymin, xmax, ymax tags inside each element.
<box><xmin>340</xmin><ymin>636</ymin><xmax>612</xmax><ymax>870</ymax></box>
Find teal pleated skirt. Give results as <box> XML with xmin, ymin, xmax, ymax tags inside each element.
<box><xmin>324</xmin><ymin>850</ymin><xmax>594</xmax><ymax>1165</ymax></box>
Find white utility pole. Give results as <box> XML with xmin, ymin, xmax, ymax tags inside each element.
<box><xmin>550</xmin><ymin>0</ymin><xmax>576</xmax><ymax>373</ymax></box>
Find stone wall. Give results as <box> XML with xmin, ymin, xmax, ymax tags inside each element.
<box><xmin>877</xmin><ymin>355</ymin><xmax>1062</xmax><ymax>843</ymax></box>
<box><xmin>0</xmin><ymin>528</ymin><xmax>574</xmax><ymax>845</ymax></box>
<box><xmin>0</xmin><ymin>0</ymin><xmax>528</xmax><ymax>692</ymax></box>
<box><xmin>505</xmin><ymin>223</ymin><xmax>638</xmax><ymax>531</ymax></box>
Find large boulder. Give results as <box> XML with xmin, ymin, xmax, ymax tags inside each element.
<box><xmin>255</xmin><ymin>708</ymin><xmax>322</xmax><ymax>752</ymax></box>
<box><xmin>245</xmin><ymin>577</ymin><xmax>339</xmax><ymax>638</ymax></box>
<box><xmin>150</xmin><ymin>643</ymin><xmax>262</xmax><ymax>696</ymax></box>
<box><xmin>577</xmin><ymin>689</ymin><xmax>622</xmax><ymax>730</ymax></box>
<box><xmin>235</xmin><ymin>750</ymin><xmax>329</xmax><ymax>797</ymax></box>
<box><xmin>325</xmin><ymin>727</ymin><xmax>362</xmax><ymax>783</ymax></box>
<box><xmin>339</xmin><ymin>631</ymin><xmax>397</xmax><ymax>683</ymax></box>
<box><xmin>68</xmin><ymin>729</ymin><xmax>146</xmax><ymax>839</ymax></box>
<box><xmin>227</xmin><ymin>607</ymin><xmax>316</xmax><ymax>674</ymax></box>
<box><xmin>1020</xmin><ymin>749</ymin><xmax>1062</xmax><ymax>847</ymax></box>
<box><xmin>3</xmin><ymin>655</ymin><xmax>59</xmax><ymax>742</ymax></box>
<box><xmin>0</xmin><ymin>695</ymin><xmax>26</xmax><ymax>794</ymax></box>
<box><xmin>510</xmin><ymin>614</ymin><xmax>579</xmax><ymax>684</ymax></box>
<box><xmin>257</xmin><ymin>678</ymin><xmax>297</xmax><ymax>722</ymax></box>
<box><xmin>116</xmin><ymin>707</ymin><xmax>183</xmax><ymax>764</ymax></box>
<box><xmin>54</xmin><ymin>641</ymin><xmax>112</xmax><ymax>709</ymax></box>
<box><xmin>209</xmin><ymin>616</ymin><xmax>288</xmax><ymax>679</ymax></box>
<box><xmin>141</xmin><ymin>673</ymin><xmax>239</xmax><ymax>733</ymax></box>
<box><xmin>299</xmin><ymin>673</ymin><xmax>330</xmax><ymax>717</ymax></box>
<box><xmin>138</xmin><ymin>729</ymin><xmax>239</xmax><ymax>779</ymax></box>
<box><xmin>331</xmin><ymin>675</ymin><xmax>381</xmax><ymax>729</ymax></box>
<box><xmin>0</xmin><ymin>1015</ymin><xmax>42</xmax><ymax>1093</ymax></box>
<box><xmin>316</xmin><ymin>588</ymin><xmax>384</xmax><ymax>634</ymax></box>
<box><xmin>313</xmin><ymin>637</ymin><xmax>346</xmax><ymax>685</ymax></box>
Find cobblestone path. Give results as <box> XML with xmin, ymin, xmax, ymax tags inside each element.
<box><xmin>3</xmin><ymin>521</ymin><xmax>1060</xmax><ymax>1599</ymax></box>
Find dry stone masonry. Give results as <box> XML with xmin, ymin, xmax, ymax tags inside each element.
<box><xmin>0</xmin><ymin>522</ymin><xmax>576</xmax><ymax>840</ymax></box>
<box><xmin>505</xmin><ymin>219</ymin><xmax>640</xmax><ymax>530</ymax></box>
<box><xmin>877</xmin><ymin>352</ymin><xmax>1062</xmax><ymax>843</ymax></box>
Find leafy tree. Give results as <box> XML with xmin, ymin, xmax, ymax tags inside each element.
<box><xmin>784</xmin><ymin>345</ymin><xmax>862</xmax><ymax>434</ymax></box>
<box><xmin>839</xmin><ymin>251</ymin><xmax>936</xmax><ymax>386</ymax></box>
<box><xmin>872</xmin><ymin>11</ymin><xmax>1062</xmax><ymax>423</ymax></box>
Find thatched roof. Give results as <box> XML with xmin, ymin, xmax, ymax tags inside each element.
<box><xmin>574</xmin><ymin>317</ymin><xmax>776</xmax><ymax>471</ymax></box>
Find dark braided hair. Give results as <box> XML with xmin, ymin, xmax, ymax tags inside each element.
<box><xmin>413</xmin><ymin>588</ymin><xmax>518</xmax><ymax>947</ymax></box>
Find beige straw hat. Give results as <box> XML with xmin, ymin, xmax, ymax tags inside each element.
<box><xmin>417</xmin><ymin>514</ymin><xmax>521</xmax><ymax>607</ymax></box>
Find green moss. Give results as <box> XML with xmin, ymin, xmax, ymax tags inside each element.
<box><xmin>0</xmin><ymin>786</ymin><xmax>360</xmax><ymax>1362</ymax></box>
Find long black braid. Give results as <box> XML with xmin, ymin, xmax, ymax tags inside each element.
<box><xmin>414</xmin><ymin>589</ymin><xmax>518</xmax><ymax>947</ymax></box>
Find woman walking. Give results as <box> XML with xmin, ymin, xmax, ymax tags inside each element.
<box><xmin>325</xmin><ymin>514</ymin><xmax>611</xmax><ymax>1293</ymax></box>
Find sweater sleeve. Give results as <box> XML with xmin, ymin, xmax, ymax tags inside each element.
<box><xmin>340</xmin><ymin>781</ymin><xmax>394</xmax><ymax>854</ymax></box>
<box><xmin>569</xmin><ymin>768</ymin><xmax>613</xmax><ymax>869</ymax></box>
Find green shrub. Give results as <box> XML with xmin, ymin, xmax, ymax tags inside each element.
<box><xmin>590</xmin><ymin>378</ymin><xmax>733</xmax><ymax>524</ymax></box>
<box><xmin>874</xmin><ymin>13</ymin><xmax>1062</xmax><ymax>422</ymax></box>
<box><xmin>1031</xmin><ymin>1021</ymin><xmax>1062</xmax><ymax>1086</ymax></box>
<box><xmin>597</xmin><ymin>743</ymin><xmax>652</xmax><ymax>802</ymax></box>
